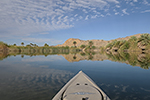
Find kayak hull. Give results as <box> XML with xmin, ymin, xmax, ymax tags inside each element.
<box><xmin>52</xmin><ymin>71</ymin><xmax>110</xmax><ymax>100</ymax></box>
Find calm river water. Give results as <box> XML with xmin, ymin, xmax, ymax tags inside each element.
<box><xmin>0</xmin><ymin>55</ymin><xmax>150</xmax><ymax>100</ymax></box>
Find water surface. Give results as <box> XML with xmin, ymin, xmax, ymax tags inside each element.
<box><xmin>0</xmin><ymin>55</ymin><xmax>150</xmax><ymax>100</ymax></box>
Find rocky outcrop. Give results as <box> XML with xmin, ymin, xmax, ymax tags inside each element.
<box><xmin>113</xmin><ymin>34</ymin><xmax>141</xmax><ymax>41</ymax></box>
<box><xmin>137</xmin><ymin>42</ymin><xmax>146</xmax><ymax>50</ymax></box>
<box><xmin>56</xmin><ymin>34</ymin><xmax>142</xmax><ymax>48</ymax></box>
<box><xmin>0</xmin><ymin>45</ymin><xmax>8</xmax><ymax>51</ymax></box>
<box><xmin>59</xmin><ymin>53</ymin><xmax>109</xmax><ymax>62</ymax></box>
<box><xmin>56</xmin><ymin>38</ymin><xmax>109</xmax><ymax>48</ymax></box>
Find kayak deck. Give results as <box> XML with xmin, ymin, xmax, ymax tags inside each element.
<box><xmin>52</xmin><ymin>71</ymin><xmax>110</xmax><ymax>100</ymax></box>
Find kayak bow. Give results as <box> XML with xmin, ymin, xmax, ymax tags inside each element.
<box><xmin>52</xmin><ymin>71</ymin><xmax>110</xmax><ymax>100</ymax></box>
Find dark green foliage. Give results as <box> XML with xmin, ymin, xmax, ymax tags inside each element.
<box><xmin>65</xmin><ymin>46</ymin><xmax>69</xmax><ymax>49</ymax></box>
<box><xmin>88</xmin><ymin>55</ymin><xmax>93</xmax><ymax>60</ymax></box>
<box><xmin>106</xmin><ymin>40</ymin><xmax>117</xmax><ymax>48</ymax></box>
<box><xmin>73</xmin><ymin>41</ymin><xmax>77</xmax><ymax>47</ymax></box>
<box><xmin>130</xmin><ymin>36</ymin><xmax>137</xmax><ymax>41</ymax></box>
<box><xmin>120</xmin><ymin>41</ymin><xmax>130</xmax><ymax>50</ymax></box>
<box><xmin>44</xmin><ymin>43</ymin><xmax>49</xmax><ymax>47</ymax></box>
<box><xmin>137</xmin><ymin>33</ymin><xmax>150</xmax><ymax>45</ymax></box>
<box><xmin>124</xmin><ymin>41</ymin><xmax>130</xmax><ymax>49</ymax></box>
<box><xmin>106</xmin><ymin>43</ymin><xmax>113</xmax><ymax>48</ymax></box>
<box><xmin>0</xmin><ymin>41</ymin><xmax>9</xmax><ymax>47</ymax></box>
<box><xmin>80</xmin><ymin>45</ymin><xmax>86</xmax><ymax>48</ymax></box>
<box><xmin>89</xmin><ymin>41</ymin><xmax>93</xmax><ymax>48</ymax></box>
<box><xmin>21</xmin><ymin>42</ymin><xmax>24</xmax><ymax>46</ymax></box>
<box><xmin>91</xmin><ymin>46</ymin><xmax>96</xmax><ymax>49</ymax></box>
<box><xmin>73</xmin><ymin>56</ymin><xmax>77</xmax><ymax>59</ymax></box>
<box><xmin>26</xmin><ymin>44</ymin><xmax>31</xmax><ymax>47</ymax></box>
<box><xmin>80</xmin><ymin>52</ymin><xmax>86</xmax><ymax>56</ymax></box>
<box><xmin>119</xmin><ymin>40</ymin><xmax>126</xmax><ymax>46</ymax></box>
<box><xmin>13</xmin><ymin>44</ymin><xmax>16</xmax><ymax>46</ymax></box>
<box><xmin>89</xmin><ymin>41</ymin><xmax>93</xmax><ymax>45</ymax></box>
<box><xmin>130</xmin><ymin>60</ymin><xmax>137</xmax><ymax>66</ymax></box>
<box><xmin>114</xmin><ymin>41</ymin><xmax>120</xmax><ymax>47</ymax></box>
<box><xmin>138</xmin><ymin>57</ymin><xmax>150</xmax><ymax>69</ymax></box>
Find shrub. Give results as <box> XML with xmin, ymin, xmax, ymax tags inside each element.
<box><xmin>106</xmin><ymin>40</ymin><xmax>117</xmax><ymax>48</ymax></box>
<box><xmin>113</xmin><ymin>41</ymin><xmax>120</xmax><ymax>48</ymax></box>
<box><xmin>0</xmin><ymin>41</ymin><xmax>9</xmax><ymax>47</ymax></box>
<box><xmin>80</xmin><ymin>52</ymin><xmax>86</xmax><ymax>56</ymax></box>
<box><xmin>120</xmin><ymin>41</ymin><xmax>130</xmax><ymax>50</ymax></box>
<box><xmin>124</xmin><ymin>41</ymin><xmax>130</xmax><ymax>49</ymax></box>
<box><xmin>80</xmin><ymin>45</ymin><xmax>86</xmax><ymax>48</ymax></box>
<box><xmin>130</xmin><ymin>36</ymin><xmax>137</xmax><ymax>41</ymax></box>
<box><xmin>92</xmin><ymin>46</ymin><xmax>96</xmax><ymax>49</ymax></box>
<box><xmin>137</xmin><ymin>33</ymin><xmax>150</xmax><ymax>45</ymax></box>
<box><xmin>119</xmin><ymin>40</ymin><xmax>126</xmax><ymax>46</ymax></box>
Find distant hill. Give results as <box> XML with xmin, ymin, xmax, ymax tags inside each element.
<box><xmin>56</xmin><ymin>34</ymin><xmax>142</xmax><ymax>47</ymax></box>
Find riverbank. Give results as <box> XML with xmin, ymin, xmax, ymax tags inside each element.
<box><xmin>0</xmin><ymin>33</ymin><xmax>150</xmax><ymax>54</ymax></box>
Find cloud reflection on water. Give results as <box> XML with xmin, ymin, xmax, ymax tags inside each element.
<box><xmin>0</xmin><ymin>55</ymin><xmax>150</xmax><ymax>100</ymax></box>
<box><xmin>22</xmin><ymin>55</ymin><xmax>63</xmax><ymax>62</ymax></box>
<box><xmin>0</xmin><ymin>61</ymin><xmax>74</xmax><ymax>100</ymax></box>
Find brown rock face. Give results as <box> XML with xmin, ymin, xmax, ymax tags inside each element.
<box><xmin>56</xmin><ymin>38</ymin><xmax>109</xmax><ymax>47</ymax></box>
<box><xmin>137</xmin><ymin>42</ymin><xmax>146</xmax><ymax>49</ymax></box>
<box><xmin>56</xmin><ymin>34</ymin><xmax>142</xmax><ymax>48</ymax></box>
<box><xmin>0</xmin><ymin>45</ymin><xmax>8</xmax><ymax>51</ymax></box>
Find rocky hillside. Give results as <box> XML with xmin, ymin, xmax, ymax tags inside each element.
<box><xmin>0</xmin><ymin>42</ymin><xmax>8</xmax><ymax>51</ymax></box>
<box><xmin>56</xmin><ymin>34</ymin><xmax>142</xmax><ymax>47</ymax></box>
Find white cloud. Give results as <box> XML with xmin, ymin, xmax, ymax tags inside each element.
<box><xmin>85</xmin><ymin>15</ymin><xmax>89</xmax><ymax>20</ymax></box>
<box><xmin>0</xmin><ymin>0</ymin><xmax>75</xmax><ymax>39</ymax></box>
<box><xmin>130</xmin><ymin>2</ymin><xmax>135</xmax><ymax>6</ymax></box>
<box><xmin>106</xmin><ymin>0</ymin><xmax>119</xmax><ymax>3</ymax></box>
<box><xmin>116</xmin><ymin>5</ymin><xmax>120</xmax><ymax>8</ymax></box>
<box><xmin>141</xmin><ymin>10</ymin><xmax>150</xmax><ymax>13</ymax></box>
<box><xmin>0</xmin><ymin>0</ymin><xmax>149</xmax><ymax>42</ymax></box>
<box><xmin>106</xmin><ymin>13</ymin><xmax>111</xmax><ymax>16</ymax></box>
<box><xmin>115</xmin><ymin>12</ymin><xmax>119</xmax><ymax>15</ymax></box>
<box><xmin>133</xmin><ymin>0</ymin><xmax>138</xmax><ymax>2</ymax></box>
<box><xmin>122</xmin><ymin>9</ymin><xmax>129</xmax><ymax>15</ymax></box>
<box><xmin>101</xmin><ymin>14</ymin><xmax>105</xmax><ymax>17</ymax></box>
<box><xmin>113</xmin><ymin>9</ymin><xmax>119</xmax><ymax>15</ymax></box>
<box><xmin>143</xmin><ymin>0</ymin><xmax>150</xmax><ymax>5</ymax></box>
<box><xmin>74</xmin><ymin>14</ymin><xmax>78</xmax><ymax>17</ymax></box>
<box><xmin>22</xmin><ymin>56</ymin><xmax>63</xmax><ymax>62</ymax></box>
<box><xmin>22</xmin><ymin>38</ymin><xmax>63</xmax><ymax>45</ymax></box>
<box><xmin>83</xmin><ymin>9</ymin><xmax>88</xmax><ymax>13</ymax></box>
<box><xmin>39</xmin><ymin>32</ymin><xmax>49</xmax><ymax>35</ymax></box>
<box><xmin>91</xmin><ymin>15</ymin><xmax>98</xmax><ymax>19</ymax></box>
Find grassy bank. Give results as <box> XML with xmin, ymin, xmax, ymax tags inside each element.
<box><xmin>105</xmin><ymin>33</ymin><xmax>150</xmax><ymax>53</ymax></box>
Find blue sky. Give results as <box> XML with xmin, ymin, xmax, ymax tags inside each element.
<box><xmin>0</xmin><ymin>0</ymin><xmax>150</xmax><ymax>46</ymax></box>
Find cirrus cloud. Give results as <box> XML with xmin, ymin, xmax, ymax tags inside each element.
<box><xmin>22</xmin><ymin>37</ymin><xmax>63</xmax><ymax>45</ymax></box>
<box><xmin>0</xmin><ymin>0</ymin><xmax>149</xmax><ymax>42</ymax></box>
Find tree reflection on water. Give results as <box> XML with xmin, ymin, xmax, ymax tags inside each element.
<box><xmin>0</xmin><ymin>49</ymin><xmax>150</xmax><ymax>69</ymax></box>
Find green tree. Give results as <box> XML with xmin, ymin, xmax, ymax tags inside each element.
<box><xmin>73</xmin><ymin>56</ymin><xmax>77</xmax><ymax>59</ymax></box>
<box><xmin>89</xmin><ymin>41</ymin><xmax>93</xmax><ymax>48</ymax></box>
<box><xmin>73</xmin><ymin>41</ymin><xmax>77</xmax><ymax>47</ymax></box>
<box><xmin>33</xmin><ymin>44</ymin><xmax>38</xmax><ymax>47</ymax></box>
<box><xmin>44</xmin><ymin>43</ymin><xmax>49</xmax><ymax>47</ymax></box>
<box><xmin>21</xmin><ymin>42</ymin><xmax>24</xmax><ymax>46</ymax></box>
<box><xmin>30</xmin><ymin>43</ymin><xmax>33</xmax><ymax>46</ymax></box>
<box><xmin>21</xmin><ymin>55</ymin><xmax>24</xmax><ymax>58</ymax></box>
<box><xmin>13</xmin><ymin>44</ymin><xmax>16</xmax><ymax>46</ymax></box>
